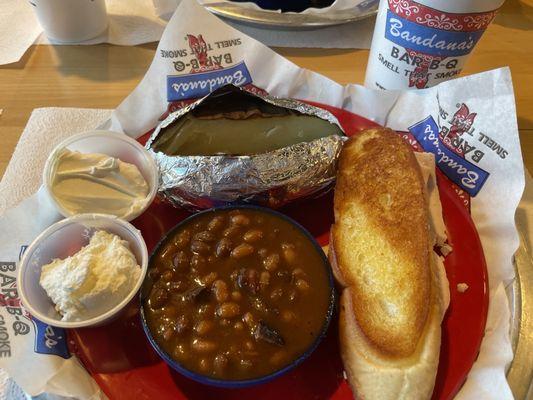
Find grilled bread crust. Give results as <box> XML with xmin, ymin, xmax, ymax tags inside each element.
<box><xmin>332</xmin><ymin>128</ymin><xmax>431</xmax><ymax>357</ymax></box>
<box><xmin>337</xmin><ymin>249</ymin><xmax>445</xmax><ymax>400</ymax></box>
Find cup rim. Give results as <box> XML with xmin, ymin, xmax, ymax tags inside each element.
<box><xmin>17</xmin><ymin>213</ymin><xmax>148</xmax><ymax>329</ymax></box>
<box><xmin>42</xmin><ymin>130</ymin><xmax>159</xmax><ymax>222</ymax></box>
<box><xmin>139</xmin><ymin>204</ymin><xmax>336</xmax><ymax>388</ymax></box>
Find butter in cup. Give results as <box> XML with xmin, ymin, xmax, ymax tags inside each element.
<box><xmin>43</xmin><ymin>131</ymin><xmax>159</xmax><ymax>222</ymax></box>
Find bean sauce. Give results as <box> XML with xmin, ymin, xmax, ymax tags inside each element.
<box><xmin>144</xmin><ymin>208</ymin><xmax>331</xmax><ymax>381</ymax></box>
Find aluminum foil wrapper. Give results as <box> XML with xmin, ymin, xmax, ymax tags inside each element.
<box><xmin>146</xmin><ymin>85</ymin><xmax>345</xmax><ymax>210</ymax></box>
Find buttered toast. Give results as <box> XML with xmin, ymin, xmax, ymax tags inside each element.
<box><xmin>330</xmin><ymin>128</ymin><xmax>448</xmax><ymax>400</ymax></box>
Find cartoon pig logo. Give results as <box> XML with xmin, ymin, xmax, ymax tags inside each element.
<box><xmin>450</xmin><ymin>103</ymin><xmax>477</xmax><ymax>139</ymax></box>
<box><xmin>187</xmin><ymin>34</ymin><xmax>208</xmax><ymax>67</ymax></box>
<box><xmin>406</xmin><ymin>51</ymin><xmax>445</xmax><ymax>89</ymax></box>
<box><xmin>0</xmin><ymin>293</ymin><xmax>21</xmax><ymax>308</ymax></box>
<box><xmin>409</xmin><ymin>65</ymin><xmax>430</xmax><ymax>89</ymax></box>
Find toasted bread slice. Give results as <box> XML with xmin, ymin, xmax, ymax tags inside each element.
<box><xmin>331</xmin><ymin>128</ymin><xmax>448</xmax><ymax>400</ymax></box>
<box><xmin>332</xmin><ymin>128</ymin><xmax>430</xmax><ymax>357</ymax></box>
<box><xmin>338</xmin><ymin>251</ymin><xmax>446</xmax><ymax>400</ymax></box>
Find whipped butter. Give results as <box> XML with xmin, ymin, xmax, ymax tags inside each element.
<box><xmin>40</xmin><ymin>230</ymin><xmax>141</xmax><ymax>321</ymax></box>
<box><xmin>50</xmin><ymin>149</ymin><xmax>149</xmax><ymax>219</ymax></box>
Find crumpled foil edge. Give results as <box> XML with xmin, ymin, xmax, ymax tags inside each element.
<box><xmin>145</xmin><ymin>85</ymin><xmax>342</xmax><ymax>149</ymax></box>
<box><xmin>146</xmin><ymin>85</ymin><xmax>346</xmax><ymax>210</ymax></box>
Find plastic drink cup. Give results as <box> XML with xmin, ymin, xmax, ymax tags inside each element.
<box><xmin>364</xmin><ymin>0</ymin><xmax>505</xmax><ymax>90</ymax></box>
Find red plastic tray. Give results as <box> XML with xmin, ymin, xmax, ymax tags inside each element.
<box><xmin>68</xmin><ymin>104</ymin><xmax>488</xmax><ymax>400</ymax></box>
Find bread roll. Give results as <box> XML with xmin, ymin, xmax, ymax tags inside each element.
<box><xmin>330</xmin><ymin>128</ymin><xmax>448</xmax><ymax>400</ymax></box>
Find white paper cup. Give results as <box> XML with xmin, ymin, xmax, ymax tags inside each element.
<box><xmin>30</xmin><ymin>0</ymin><xmax>108</xmax><ymax>43</ymax></box>
<box><xmin>364</xmin><ymin>0</ymin><xmax>505</xmax><ymax>90</ymax></box>
<box><xmin>43</xmin><ymin>130</ymin><xmax>159</xmax><ymax>222</ymax></box>
<box><xmin>17</xmin><ymin>214</ymin><xmax>148</xmax><ymax>329</ymax></box>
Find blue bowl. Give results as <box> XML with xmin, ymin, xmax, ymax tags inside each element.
<box><xmin>140</xmin><ymin>205</ymin><xmax>336</xmax><ymax>388</ymax></box>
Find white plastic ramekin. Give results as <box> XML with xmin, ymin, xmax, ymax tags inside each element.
<box><xmin>17</xmin><ymin>213</ymin><xmax>148</xmax><ymax>329</ymax></box>
<box><xmin>42</xmin><ymin>130</ymin><xmax>159</xmax><ymax>222</ymax></box>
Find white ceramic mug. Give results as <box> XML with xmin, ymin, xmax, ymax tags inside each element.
<box><xmin>30</xmin><ymin>0</ymin><xmax>108</xmax><ymax>43</ymax></box>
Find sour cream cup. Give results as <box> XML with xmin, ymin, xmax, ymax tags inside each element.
<box><xmin>43</xmin><ymin>130</ymin><xmax>159</xmax><ymax>222</ymax></box>
<box><xmin>17</xmin><ymin>214</ymin><xmax>148</xmax><ymax>329</ymax></box>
